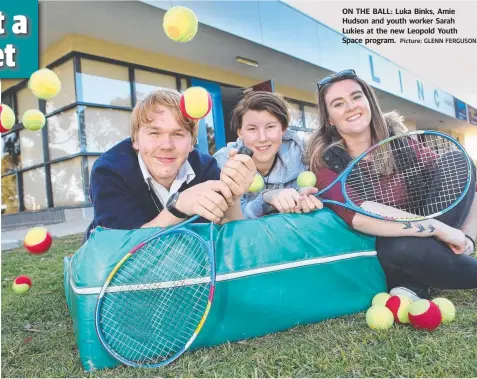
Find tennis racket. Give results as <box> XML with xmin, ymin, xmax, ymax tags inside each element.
<box><xmin>315</xmin><ymin>130</ymin><xmax>473</xmax><ymax>221</ymax></box>
<box><xmin>95</xmin><ymin>146</ymin><xmax>253</xmax><ymax>368</ymax></box>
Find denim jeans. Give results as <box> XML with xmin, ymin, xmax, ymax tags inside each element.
<box><xmin>376</xmin><ymin>157</ymin><xmax>477</xmax><ymax>291</ymax></box>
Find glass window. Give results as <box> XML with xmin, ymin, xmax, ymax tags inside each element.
<box><xmin>135</xmin><ymin>70</ymin><xmax>177</xmax><ymax>103</ymax></box>
<box><xmin>288</xmin><ymin>102</ymin><xmax>304</xmax><ymax>128</ymax></box>
<box><xmin>304</xmin><ymin>105</ymin><xmax>319</xmax><ymax>130</ymax></box>
<box><xmin>48</xmin><ymin>108</ymin><xmax>80</xmax><ymax>160</ymax></box>
<box><xmin>84</xmin><ymin>107</ymin><xmax>131</xmax><ymax>153</ymax></box>
<box><xmin>1</xmin><ymin>175</ymin><xmax>19</xmax><ymax>214</ymax></box>
<box><xmin>79</xmin><ymin>59</ymin><xmax>131</xmax><ymax>107</ymax></box>
<box><xmin>50</xmin><ymin>157</ymin><xmax>85</xmax><ymax>206</ymax></box>
<box><xmin>180</xmin><ymin>78</ymin><xmax>188</xmax><ymax>92</ymax></box>
<box><xmin>87</xmin><ymin>156</ymin><xmax>98</xmax><ymax>179</ymax></box>
<box><xmin>17</xmin><ymin>86</ymin><xmax>39</xmax><ymax>118</ymax></box>
<box><xmin>86</xmin><ymin>156</ymin><xmax>99</xmax><ymax>201</ymax></box>
<box><xmin>46</xmin><ymin>59</ymin><xmax>76</xmax><ymax>114</ymax></box>
<box><xmin>23</xmin><ymin>167</ymin><xmax>47</xmax><ymax>211</ymax></box>
<box><xmin>1</xmin><ymin>91</ymin><xmax>14</xmax><ymax>110</ymax></box>
<box><xmin>1</xmin><ymin>131</ymin><xmax>21</xmax><ymax>174</ymax></box>
<box><xmin>292</xmin><ymin>129</ymin><xmax>313</xmax><ymax>143</ymax></box>
<box><xmin>204</xmin><ymin>112</ymin><xmax>216</xmax><ymax>155</ymax></box>
<box><xmin>19</xmin><ymin>128</ymin><xmax>43</xmax><ymax>168</ymax></box>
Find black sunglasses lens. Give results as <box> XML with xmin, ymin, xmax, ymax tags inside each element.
<box><xmin>317</xmin><ymin>69</ymin><xmax>357</xmax><ymax>90</ymax></box>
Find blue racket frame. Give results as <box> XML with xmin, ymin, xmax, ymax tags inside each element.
<box><xmin>317</xmin><ymin>130</ymin><xmax>473</xmax><ymax>222</ymax></box>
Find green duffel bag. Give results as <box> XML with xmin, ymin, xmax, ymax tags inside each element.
<box><xmin>64</xmin><ymin>209</ymin><xmax>386</xmax><ymax>371</ymax></box>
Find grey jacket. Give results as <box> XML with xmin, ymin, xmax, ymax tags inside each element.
<box><xmin>213</xmin><ymin>129</ymin><xmax>308</xmax><ymax>219</ymax></box>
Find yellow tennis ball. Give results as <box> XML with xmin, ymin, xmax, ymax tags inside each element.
<box><xmin>180</xmin><ymin>87</ymin><xmax>212</xmax><ymax>120</ymax></box>
<box><xmin>0</xmin><ymin>104</ymin><xmax>15</xmax><ymax>133</ymax></box>
<box><xmin>163</xmin><ymin>6</ymin><xmax>198</xmax><ymax>43</ymax></box>
<box><xmin>366</xmin><ymin>305</ymin><xmax>394</xmax><ymax>330</ymax></box>
<box><xmin>371</xmin><ymin>292</ymin><xmax>391</xmax><ymax>306</ymax></box>
<box><xmin>248</xmin><ymin>174</ymin><xmax>265</xmax><ymax>193</ymax></box>
<box><xmin>12</xmin><ymin>275</ymin><xmax>32</xmax><ymax>294</ymax></box>
<box><xmin>297</xmin><ymin>171</ymin><xmax>317</xmax><ymax>188</ymax></box>
<box><xmin>28</xmin><ymin>68</ymin><xmax>61</xmax><ymax>100</ymax></box>
<box><xmin>432</xmin><ymin>297</ymin><xmax>456</xmax><ymax>323</ymax></box>
<box><xmin>22</xmin><ymin>110</ymin><xmax>46</xmax><ymax>131</ymax></box>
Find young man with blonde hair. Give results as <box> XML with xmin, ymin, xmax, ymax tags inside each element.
<box><xmin>86</xmin><ymin>89</ymin><xmax>255</xmax><ymax>238</ymax></box>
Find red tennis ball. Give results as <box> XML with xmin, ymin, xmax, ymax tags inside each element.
<box><xmin>12</xmin><ymin>275</ymin><xmax>32</xmax><ymax>294</ymax></box>
<box><xmin>24</xmin><ymin>227</ymin><xmax>53</xmax><ymax>254</ymax></box>
<box><xmin>0</xmin><ymin>103</ymin><xmax>16</xmax><ymax>133</ymax></box>
<box><xmin>180</xmin><ymin>87</ymin><xmax>212</xmax><ymax>120</ymax></box>
<box><xmin>385</xmin><ymin>295</ymin><xmax>412</xmax><ymax>324</ymax></box>
<box><xmin>408</xmin><ymin>299</ymin><xmax>442</xmax><ymax>331</ymax></box>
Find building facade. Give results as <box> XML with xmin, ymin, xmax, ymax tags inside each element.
<box><xmin>1</xmin><ymin>0</ymin><xmax>476</xmax><ymax>225</ymax></box>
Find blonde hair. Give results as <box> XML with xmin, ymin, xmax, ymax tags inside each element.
<box><xmin>306</xmin><ymin>75</ymin><xmax>394</xmax><ymax>175</ymax></box>
<box><xmin>130</xmin><ymin>89</ymin><xmax>198</xmax><ymax>145</ymax></box>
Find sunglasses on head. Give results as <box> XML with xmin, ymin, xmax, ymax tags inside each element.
<box><xmin>317</xmin><ymin>69</ymin><xmax>357</xmax><ymax>91</ymax></box>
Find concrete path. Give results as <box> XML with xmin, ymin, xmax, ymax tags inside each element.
<box><xmin>1</xmin><ymin>219</ymin><xmax>91</xmax><ymax>251</ymax></box>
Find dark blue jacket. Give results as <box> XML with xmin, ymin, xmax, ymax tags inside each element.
<box><xmin>86</xmin><ymin>138</ymin><xmax>220</xmax><ymax>238</ymax></box>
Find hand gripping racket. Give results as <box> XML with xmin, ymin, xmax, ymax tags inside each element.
<box><xmin>95</xmin><ymin>146</ymin><xmax>253</xmax><ymax>368</ymax></box>
<box><xmin>317</xmin><ymin>130</ymin><xmax>473</xmax><ymax>221</ymax></box>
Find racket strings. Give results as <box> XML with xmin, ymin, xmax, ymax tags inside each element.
<box><xmin>345</xmin><ymin>134</ymin><xmax>469</xmax><ymax>217</ymax></box>
<box><xmin>98</xmin><ymin>231</ymin><xmax>211</xmax><ymax>365</ymax></box>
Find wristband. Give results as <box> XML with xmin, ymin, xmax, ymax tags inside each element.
<box><xmin>465</xmin><ymin>234</ymin><xmax>476</xmax><ymax>252</ymax></box>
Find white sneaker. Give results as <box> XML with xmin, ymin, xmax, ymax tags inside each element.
<box><xmin>389</xmin><ymin>286</ymin><xmax>422</xmax><ymax>302</ymax></box>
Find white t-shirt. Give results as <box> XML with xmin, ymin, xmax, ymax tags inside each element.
<box><xmin>138</xmin><ymin>152</ymin><xmax>196</xmax><ymax>207</ymax></box>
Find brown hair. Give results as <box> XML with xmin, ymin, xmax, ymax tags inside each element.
<box><xmin>306</xmin><ymin>74</ymin><xmax>393</xmax><ymax>174</ymax></box>
<box><xmin>230</xmin><ymin>91</ymin><xmax>290</xmax><ymax>132</ymax></box>
<box><xmin>130</xmin><ymin>88</ymin><xmax>198</xmax><ymax>145</ymax></box>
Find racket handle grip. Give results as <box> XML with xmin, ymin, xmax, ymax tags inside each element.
<box><xmin>238</xmin><ymin>146</ymin><xmax>254</xmax><ymax>158</ymax></box>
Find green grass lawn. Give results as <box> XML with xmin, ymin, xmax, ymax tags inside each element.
<box><xmin>2</xmin><ymin>234</ymin><xmax>477</xmax><ymax>378</ymax></box>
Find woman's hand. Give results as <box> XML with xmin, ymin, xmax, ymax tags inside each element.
<box><xmin>263</xmin><ymin>188</ymin><xmax>323</xmax><ymax>214</ymax></box>
<box><xmin>435</xmin><ymin>225</ymin><xmax>467</xmax><ymax>255</ymax></box>
<box><xmin>463</xmin><ymin>236</ymin><xmax>476</xmax><ymax>256</ymax></box>
<box><xmin>297</xmin><ymin>187</ymin><xmax>323</xmax><ymax>213</ymax></box>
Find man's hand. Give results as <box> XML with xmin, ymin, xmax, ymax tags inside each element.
<box><xmin>220</xmin><ymin>148</ymin><xmax>256</xmax><ymax>198</ymax></box>
<box><xmin>175</xmin><ymin>181</ymin><xmax>234</xmax><ymax>223</ymax></box>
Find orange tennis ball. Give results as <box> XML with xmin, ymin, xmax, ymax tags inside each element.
<box><xmin>0</xmin><ymin>103</ymin><xmax>15</xmax><ymax>133</ymax></box>
<box><xmin>180</xmin><ymin>87</ymin><xmax>212</xmax><ymax>120</ymax></box>
<box><xmin>385</xmin><ymin>295</ymin><xmax>412</xmax><ymax>324</ymax></box>
<box><xmin>408</xmin><ymin>299</ymin><xmax>442</xmax><ymax>331</ymax></box>
<box><xmin>163</xmin><ymin>6</ymin><xmax>198</xmax><ymax>43</ymax></box>
<box><xmin>12</xmin><ymin>275</ymin><xmax>32</xmax><ymax>294</ymax></box>
<box><xmin>24</xmin><ymin>227</ymin><xmax>53</xmax><ymax>254</ymax></box>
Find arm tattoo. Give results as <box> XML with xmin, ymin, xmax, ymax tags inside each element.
<box><xmin>402</xmin><ymin>222</ymin><xmax>435</xmax><ymax>234</ymax></box>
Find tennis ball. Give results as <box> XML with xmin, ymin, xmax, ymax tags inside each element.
<box><xmin>248</xmin><ymin>173</ymin><xmax>265</xmax><ymax>193</ymax></box>
<box><xmin>385</xmin><ymin>295</ymin><xmax>412</xmax><ymax>324</ymax></box>
<box><xmin>163</xmin><ymin>6</ymin><xmax>198</xmax><ymax>43</ymax></box>
<box><xmin>297</xmin><ymin>171</ymin><xmax>317</xmax><ymax>188</ymax></box>
<box><xmin>24</xmin><ymin>227</ymin><xmax>52</xmax><ymax>254</ymax></box>
<box><xmin>432</xmin><ymin>297</ymin><xmax>456</xmax><ymax>324</ymax></box>
<box><xmin>28</xmin><ymin>68</ymin><xmax>61</xmax><ymax>100</ymax></box>
<box><xmin>371</xmin><ymin>292</ymin><xmax>391</xmax><ymax>306</ymax></box>
<box><xmin>366</xmin><ymin>305</ymin><xmax>394</xmax><ymax>330</ymax></box>
<box><xmin>22</xmin><ymin>110</ymin><xmax>46</xmax><ymax>131</ymax></box>
<box><xmin>180</xmin><ymin>87</ymin><xmax>212</xmax><ymax>120</ymax></box>
<box><xmin>12</xmin><ymin>275</ymin><xmax>32</xmax><ymax>294</ymax></box>
<box><xmin>408</xmin><ymin>299</ymin><xmax>442</xmax><ymax>331</ymax></box>
<box><xmin>0</xmin><ymin>104</ymin><xmax>15</xmax><ymax>133</ymax></box>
